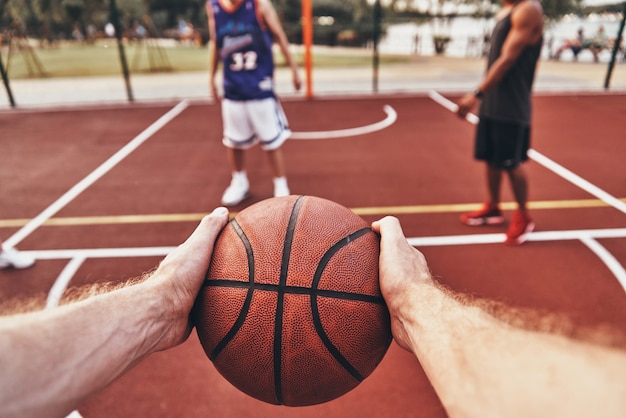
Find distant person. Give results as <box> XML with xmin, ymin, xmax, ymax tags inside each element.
<box><xmin>104</xmin><ymin>22</ymin><xmax>115</xmax><ymax>38</ymax></box>
<box><xmin>482</xmin><ymin>29</ymin><xmax>491</xmax><ymax>57</ymax></box>
<box><xmin>130</xmin><ymin>20</ymin><xmax>147</xmax><ymax>42</ymax></box>
<box><xmin>0</xmin><ymin>239</ymin><xmax>35</xmax><ymax>269</ymax></box>
<box><xmin>412</xmin><ymin>32</ymin><xmax>421</xmax><ymax>54</ymax></box>
<box><xmin>551</xmin><ymin>27</ymin><xmax>585</xmax><ymax>61</ymax></box>
<box><xmin>206</xmin><ymin>0</ymin><xmax>301</xmax><ymax>206</ymax></box>
<box><xmin>456</xmin><ymin>0</ymin><xmax>544</xmax><ymax>245</ymax></box>
<box><xmin>178</xmin><ymin>20</ymin><xmax>196</xmax><ymax>44</ymax></box>
<box><xmin>71</xmin><ymin>24</ymin><xmax>85</xmax><ymax>43</ymax></box>
<box><xmin>178</xmin><ymin>19</ymin><xmax>190</xmax><ymax>35</ymax></box>
<box><xmin>589</xmin><ymin>25</ymin><xmax>608</xmax><ymax>62</ymax></box>
<box><xmin>86</xmin><ymin>23</ymin><xmax>97</xmax><ymax>44</ymax></box>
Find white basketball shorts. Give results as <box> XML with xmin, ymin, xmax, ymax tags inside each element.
<box><xmin>221</xmin><ymin>97</ymin><xmax>291</xmax><ymax>151</ymax></box>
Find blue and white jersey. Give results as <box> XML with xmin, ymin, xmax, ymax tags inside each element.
<box><xmin>210</xmin><ymin>0</ymin><xmax>275</xmax><ymax>100</ymax></box>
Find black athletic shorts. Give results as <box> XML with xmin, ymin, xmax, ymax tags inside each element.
<box><xmin>474</xmin><ymin>117</ymin><xmax>530</xmax><ymax>169</ymax></box>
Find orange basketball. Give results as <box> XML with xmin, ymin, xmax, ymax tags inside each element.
<box><xmin>194</xmin><ymin>195</ymin><xmax>391</xmax><ymax>406</ymax></box>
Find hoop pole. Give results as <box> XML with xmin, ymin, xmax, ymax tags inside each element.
<box><xmin>372</xmin><ymin>0</ymin><xmax>381</xmax><ymax>93</ymax></box>
<box><xmin>0</xmin><ymin>51</ymin><xmax>16</xmax><ymax>107</ymax></box>
<box><xmin>110</xmin><ymin>0</ymin><xmax>134</xmax><ymax>102</ymax></box>
<box><xmin>302</xmin><ymin>0</ymin><xmax>313</xmax><ymax>99</ymax></box>
<box><xmin>604</xmin><ymin>2</ymin><xmax>626</xmax><ymax>90</ymax></box>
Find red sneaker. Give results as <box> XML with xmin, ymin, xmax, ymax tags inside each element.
<box><xmin>460</xmin><ymin>203</ymin><xmax>505</xmax><ymax>226</ymax></box>
<box><xmin>505</xmin><ymin>210</ymin><xmax>535</xmax><ymax>245</ymax></box>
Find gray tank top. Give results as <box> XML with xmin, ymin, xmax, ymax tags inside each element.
<box><xmin>479</xmin><ymin>4</ymin><xmax>542</xmax><ymax>125</ymax></box>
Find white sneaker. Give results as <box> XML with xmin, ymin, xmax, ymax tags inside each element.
<box><xmin>0</xmin><ymin>247</ymin><xmax>36</xmax><ymax>269</ymax></box>
<box><xmin>273</xmin><ymin>177</ymin><xmax>290</xmax><ymax>198</ymax></box>
<box><xmin>221</xmin><ymin>172</ymin><xmax>250</xmax><ymax>206</ymax></box>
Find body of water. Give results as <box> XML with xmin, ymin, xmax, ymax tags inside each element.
<box><xmin>378</xmin><ymin>13</ymin><xmax>624</xmax><ymax>62</ymax></box>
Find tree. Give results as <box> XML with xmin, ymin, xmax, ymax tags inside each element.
<box><xmin>62</xmin><ymin>0</ymin><xmax>86</xmax><ymax>23</ymax></box>
<box><xmin>543</xmin><ymin>0</ymin><xmax>584</xmax><ymax>20</ymax></box>
<box><xmin>379</xmin><ymin>0</ymin><xmax>583</xmax><ymax>20</ymax></box>
<box><xmin>1</xmin><ymin>0</ymin><xmax>588</xmax><ymax>42</ymax></box>
<box><xmin>148</xmin><ymin>0</ymin><xmax>205</xmax><ymax>28</ymax></box>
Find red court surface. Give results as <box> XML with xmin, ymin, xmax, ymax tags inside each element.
<box><xmin>1</xmin><ymin>93</ymin><xmax>625</xmax><ymax>417</ymax></box>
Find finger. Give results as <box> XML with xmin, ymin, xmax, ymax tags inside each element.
<box><xmin>162</xmin><ymin>207</ymin><xmax>229</xmax><ymax>271</ymax></box>
<box><xmin>372</xmin><ymin>216</ymin><xmax>406</xmax><ymax>245</ymax></box>
<box><xmin>182</xmin><ymin>207</ymin><xmax>230</xmax><ymax>260</ymax></box>
<box><xmin>373</xmin><ymin>217</ymin><xmax>429</xmax><ymax>270</ymax></box>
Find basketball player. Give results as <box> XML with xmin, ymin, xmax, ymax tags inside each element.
<box><xmin>207</xmin><ymin>0</ymin><xmax>302</xmax><ymax>206</ymax></box>
<box><xmin>1</xmin><ymin>210</ymin><xmax>625</xmax><ymax>417</ymax></box>
<box><xmin>456</xmin><ymin>0</ymin><xmax>543</xmax><ymax>245</ymax></box>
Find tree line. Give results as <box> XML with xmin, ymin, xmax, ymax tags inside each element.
<box><xmin>0</xmin><ymin>0</ymin><xmax>601</xmax><ymax>46</ymax></box>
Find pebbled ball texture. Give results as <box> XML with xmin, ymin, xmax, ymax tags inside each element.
<box><xmin>194</xmin><ymin>195</ymin><xmax>392</xmax><ymax>406</ymax></box>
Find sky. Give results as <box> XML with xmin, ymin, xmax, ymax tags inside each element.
<box><xmin>403</xmin><ymin>0</ymin><xmax>625</xmax><ymax>14</ymax></box>
<box><xmin>583</xmin><ymin>0</ymin><xmax>624</xmax><ymax>6</ymax></box>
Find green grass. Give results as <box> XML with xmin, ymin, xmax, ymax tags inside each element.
<box><xmin>3</xmin><ymin>40</ymin><xmax>411</xmax><ymax>79</ymax></box>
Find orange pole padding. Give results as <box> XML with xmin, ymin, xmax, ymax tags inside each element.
<box><xmin>302</xmin><ymin>0</ymin><xmax>313</xmax><ymax>99</ymax></box>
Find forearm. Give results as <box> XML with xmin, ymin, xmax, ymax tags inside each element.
<box><xmin>477</xmin><ymin>55</ymin><xmax>516</xmax><ymax>94</ymax></box>
<box><xmin>400</xmin><ymin>282</ymin><xmax>626</xmax><ymax>418</ymax></box>
<box><xmin>261</xmin><ymin>0</ymin><xmax>298</xmax><ymax>74</ymax></box>
<box><xmin>208</xmin><ymin>42</ymin><xmax>220</xmax><ymax>85</ymax></box>
<box><xmin>458</xmin><ymin>56</ymin><xmax>516</xmax><ymax>115</ymax></box>
<box><xmin>0</xmin><ymin>210</ymin><xmax>228</xmax><ymax>417</ymax></box>
<box><xmin>0</xmin><ymin>280</ymin><xmax>169</xmax><ymax>418</ymax></box>
<box><xmin>276</xmin><ymin>35</ymin><xmax>297</xmax><ymax>72</ymax></box>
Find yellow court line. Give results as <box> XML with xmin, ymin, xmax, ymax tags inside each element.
<box><xmin>1</xmin><ymin>198</ymin><xmax>624</xmax><ymax>228</ymax></box>
<box><xmin>0</xmin><ymin>213</ymin><xmax>208</xmax><ymax>228</ymax></box>
<box><xmin>351</xmin><ymin>198</ymin><xmax>626</xmax><ymax>216</ymax></box>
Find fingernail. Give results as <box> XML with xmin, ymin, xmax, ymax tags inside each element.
<box><xmin>211</xmin><ymin>207</ymin><xmax>229</xmax><ymax>217</ymax></box>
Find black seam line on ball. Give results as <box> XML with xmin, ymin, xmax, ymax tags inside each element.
<box><xmin>310</xmin><ymin>227</ymin><xmax>374</xmax><ymax>383</ymax></box>
<box><xmin>209</xmin><ymin>219</ymin><xmax>255</xmax><ymax>362</ymax></box>
<box><xmin>204</xmin><ymin>280</ymin><xmax>384</xmax><ymax>304</ymax></box>
<box><xmin>274</xmin><ymin>195</ymin><xmax>304</xmax><ymax>405</ymax></box>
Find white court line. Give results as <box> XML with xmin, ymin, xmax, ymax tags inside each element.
<box><xmin>17</xmin><ymin>229</ymin><xmax>626</xmax><ymax>292</ymax></box>
<box><xmin>4</xmin><ymin>100</ymin><xmax>190</xmax><ymax>249</ymax></box>
<box><xmin>428</xmin><ymin>90</ymin><xmax>626</xmax><ymax>292</ymax></box>
<box><xmin>290</xmin><ymin>105</ymin><xmax>397</xmax><ymax>139</ymax></box>
<box><xmin>14</xmin><ymin>103</ymin><xmax>190</xmax><ymax>418</ymax></box>
<box><xmin>428</xmin><ymin>90</ymin><xmax>480</xmax><ymax>124</ymax></box>
<box><xmin>18</xmin><ymin>228</ymin><xmax>626</xmax><ymax>261</ymax></box>
<box><xmin>46</xmin><ymin>256</ymin><xmax>86</xmax><ymax>309</ymax></box>
<box><xmin>527</xmin><ymin>149</ymin><xmax>626</xmax><ymax>214</ymax></box>
<box><xmin>409</xmin><ymin>229</ymin><xmax>626</xmax><ymax>293</ymax></box>
<box><xmin>29</xmin><ymin>247</ymin><xmax>175</xmax><ymax>260</ymax></box>
<box><xmin>407</xmin><ymin>228</ymin><xmax>626</xmax><ymax>246</ymax></box>
<box><xmin>428</xmin><ymin>90</ymin><xmax>626</xmax><ymax>214</ymax></box>
<box><xmin>17</xmin><ymin>228</ymin><xmax>626</xmax><ymax>292</ymax></box>
<box><xmin>44</xmin><ymin>246</ymin><xmax>173</xmax><ymax>418</ymax></box>
<box><xmin>579</xmin><ymin>236</ymin><xmax>626</xmax><ymax>292</ymax></box>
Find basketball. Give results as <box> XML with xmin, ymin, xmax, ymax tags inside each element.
<box><xmin>193</xmin><ymin>195</ymin><xmax>392</xmax><ymax>406</ymax></box>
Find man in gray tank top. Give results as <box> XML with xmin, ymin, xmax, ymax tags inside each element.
<box><xmin>456</xmin><ymin>0</ymin><xmax>543</xmax><ymax>245</ymax></box>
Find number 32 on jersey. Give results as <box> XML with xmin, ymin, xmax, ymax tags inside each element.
<box><xmin>230</xmin><ymin>51</ymin><xmax>258</xmax><ymax>71</ymax></box>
